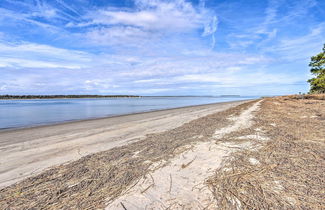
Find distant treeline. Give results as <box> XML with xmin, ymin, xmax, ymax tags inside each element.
<box><xmin>0</xmin><ymin>95</ymin><xmax>140</xmax><ymax>99</ymax></box>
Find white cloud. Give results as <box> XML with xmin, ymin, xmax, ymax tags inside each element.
<box><xmin>84</xmin><ymin>79</ymin><xmax>119</xmax><ymax>91</ymax></box>
<box><xmin>69</xmin><ymin>0</ymin><xmax>217</xmax><ymax>47</ymax></box>
<box><xmin>0</xmin><ymin>85</ymin><xmax>7</xmax><ymax>91</ymax></box>
<box><xmin>266</xmin><ymin>24</ymin><xmax>325</xmax><ymax>61</ymax></box>
<box><xmin>133</xmin><ymin>79</ymin><xmax>163</xmax><ymax>84</ymax></box>
<box><xmin>30</xmin><ymin>0</ymin><xmax>58</xmax><ymax>19</ymax></box>
<box><xmin>0</xmin><ymin>42</ymin><xmax>92</xmax><ymax>69</ymax></box>
<box><xmin>70</xmin><ymin>0</ymin><xmax>208</xmax><ymax>32</ymax></box>
<box><xmin>88</xmin><ymin>4</ymin><xmax>201</xmax><ymax>32</ymax></box>
<box><xmin>118</xmin><ymin>52</ymin><xmax>269</xmax><ymax>78</ymax></box>
<box><xmin>129</xmin><ymin>69</ymin><xmax>303</xmax><ymax>90</ymax></box>
<box><xmin>127</xmin><ymin>88</ymin><xmax>173</xmax><ymax>94</ymax></box>
<box><xmin>86</xmin><ymin>26</ymin><xmax>152</xmax><ymax>47</ymax></box>
<box><xmin>202</xmin><ymin>16</ymin><xmax>218</xmax><ymax>48</ymax></box>
<box><xmin>0</xmin><ymin>57</ymin><xmax>82</xmax><ymax>69</ymax></box>
<box><xmin>0</xmin><ymin>7</ymin><xmax>59</xmax><ymax>31</ymax></box>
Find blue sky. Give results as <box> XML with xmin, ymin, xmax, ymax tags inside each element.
<box><xmin>0</xmin><ymin>0</ymin><xmax>324</xmax><ymax>96</ymax></box>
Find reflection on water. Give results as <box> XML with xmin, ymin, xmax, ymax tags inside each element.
<box><xmin>0</xmin><ymin>96</ymin><xmax>255</xmax><ymax>129</ymax></box>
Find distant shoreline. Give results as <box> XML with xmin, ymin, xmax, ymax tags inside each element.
<box><xmin>0</xmin><ymin>95</ymin><xmax>140</xmax><ymax>100</ymax></box>
<box><xmin>0</xmin><ymin>95</ymin><xmax>243</xmax><ymax>100</ymax></box>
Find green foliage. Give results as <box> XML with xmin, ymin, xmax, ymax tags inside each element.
<box><xmin>308</xmin><ymin>44</ymin><xmax>325</xmax><ymax>93</ymax></box>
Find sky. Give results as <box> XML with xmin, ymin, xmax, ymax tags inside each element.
<box><xmin>0</xmin><ymin>0</ymin><xmax>324</xmax><ymax>96</ymax></box>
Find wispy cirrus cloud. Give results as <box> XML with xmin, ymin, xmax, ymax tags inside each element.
<box><xmin>0</xmin><ymin>41</ymin><xmax>92</xmax><ymax>69</ymax></box>
<box><xmin>65</xmin><ymin>0</ymin><xmax>218</xmax><ymax>48</ymax></box>
<box><xmin>266</xmin><ymin>24</ymin><xmax>325</xmax><ymax>61</ymax></box>
<box><xmin>224</xmin><ymin>0</ymin><xmax>321</xmax><ymax>51</ymax></box>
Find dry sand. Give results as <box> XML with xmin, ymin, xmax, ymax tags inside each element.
<box><xmin>0</xmin><ymin>100</ymin><xmax>247</xmax><ymax>189</ymax></box>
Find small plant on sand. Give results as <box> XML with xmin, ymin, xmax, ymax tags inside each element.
<box><xmin>308</xmin><ymin>44</ymin><xmax>325</xmax><ymax>93</ymax></box>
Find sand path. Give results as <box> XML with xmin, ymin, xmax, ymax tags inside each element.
<box><xmin>106</xmin><ymin>100</ymin><xmax>261</xmax><ymax>209</ymax></box>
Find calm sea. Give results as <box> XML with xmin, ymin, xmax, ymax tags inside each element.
<box><xmin>0</xmin><ymin>96</ymin><xmax>255</xmax><ymax>129</ymax></box>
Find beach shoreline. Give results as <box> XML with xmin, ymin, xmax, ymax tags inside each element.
<box><xmin>0</xmin><ymin>99</ymin><xmax>250</xmax><ymax>133</ymax></box>
<box><xmin>0</xmin><ymin>99</ymin><xmax>250</xmax><ymax>188</ymax></box>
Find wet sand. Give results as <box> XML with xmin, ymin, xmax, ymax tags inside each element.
<box><xmin>0</xmin><ymin>100</ymin><xmax>248</xmax><ymax>189</ymax></box>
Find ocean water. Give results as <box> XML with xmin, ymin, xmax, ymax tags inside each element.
<box><xmin>0</xmin><ymin>96</ymin><xmax>255</xmax><ymax>129</ymax></box>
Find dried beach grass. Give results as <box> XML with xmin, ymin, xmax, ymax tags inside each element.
<box><xmin>284</xmin><ymin>94</ymin><xmax>325</xmax><ymax>100</ymax></box>
<box><xmin>207</xmin><ymin>95</ymin><xmax>325</xmax><ymax>209</ymax></box>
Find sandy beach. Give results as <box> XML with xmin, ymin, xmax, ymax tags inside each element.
<box><xmin>0</xmin><ymin>100</ymin><xmax>247</xmax><ymax>189</ymax></box>
<box><xmin>1</xmin><ymin>96</ymin><xmax>324</xmax><ymax>209</ymax></box>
